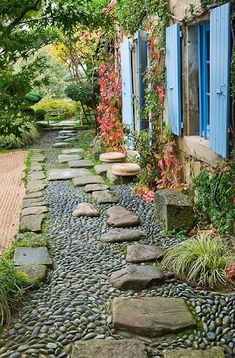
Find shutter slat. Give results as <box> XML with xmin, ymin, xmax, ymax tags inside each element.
<box><xmin>137</xmin><ymin>31</ymin><xmax>148</xmax><ymax>130</ymax></box>
<box><xmin>210</xmin><ymin>3</ymin><xmax>231</xmax><ymax>157</ymax></box>
<box><xmin>120</xmin><ymin>40</ymin><xmax>135</xmax><ymax>132</ymax></box>
<box><xmin>166</xmin><ymin>24</ymin><xmax>182</xmax><ymax>136</ymax></box>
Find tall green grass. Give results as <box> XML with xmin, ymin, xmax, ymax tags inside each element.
<box><xmin>0</xmin><ymin>259</ymin><xmax>26</xmax><ymax>325</ymax></box>
<box><xmin>162</xmin><ymin>234</ymin><xmax>235</xmax><ymax>289</ymax></box>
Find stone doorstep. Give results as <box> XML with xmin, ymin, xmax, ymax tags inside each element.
<box><xmin>72</xmin><ymin>339</ymin><xmax>148</xmax><ymax>358</ymax></box>
<box><xmin>112</xmin><ymin>297</ymin><xmax>197</xmax><ymax>337</ymax></box>
<box><xmin>100</xmin><ymin>228</ymin><xmax>146</xmax><ymax>243</ymax></box>
<box><xmin>110</xmin><ymin>264</ymin><xmax>164</xmax><ymax>290</ymax></box>
<box><xmin>14</xmin><ymin>247</ymin><xmax>52</xmax><ymax>266</ymax></box>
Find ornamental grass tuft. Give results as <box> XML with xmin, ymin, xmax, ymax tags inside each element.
<box><xmin>162</xmin><ymin>234</ymin><xmax>235</xmax><ymax>289</ymax></box>
<box><xmin>0</xmin><ymin>258</ymin><xmax>26</xmax><ymax>326</ymax></box>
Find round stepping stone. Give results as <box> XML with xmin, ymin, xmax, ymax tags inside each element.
<box><xmin>99</xmin><ymin>152</ymin><xmax>125</xmax><ymax>163</ymax></box>
<box><xmin>110</xmin><ymin>264</ymin><xmax>164</xmax><ymax>290</ymax></box>
<box><xmin>112</xmin><ymin>296</ymin><xmax>197</xmax><ymax>337</ymax></box>
<box><xmin>107</xmin><ymin>206</ymin><xmax>140</xmax><ymax>227</ymax></box>
<box><xmin>101</xmin><ymin>228</ymin><xmax>146</xmax><ymax>243</ymax></box>
<box><xmin>126</xmin><ymin>244</ymin><xmax>166</xmax><ymax>263</ymax></box>
<box><xmin>84</xmin><ymin>184</ymin><xmax>109</xmax><ymax>193</ymax></box>
<box><xmin>112</xmin><ymin>163</ymin><xmax>140</xmax><ymax>176</ymax></box>
<box><xmin>72</xmin><ymin>340</ymin><xmax>148</xmax><ymax>358</ymax></box>
<box><xmin>72</xmin><ymin>203</ymin><xmax>100</xmax><ymax>217</ymax></box>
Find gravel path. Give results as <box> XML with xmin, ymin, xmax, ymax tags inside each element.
<box><xmin>0</xmin><ymin>131</ymin><xmax>235</xmax><ymax>358</ymax></box>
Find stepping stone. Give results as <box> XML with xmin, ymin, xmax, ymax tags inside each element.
<box><xmin>101</xmin><ymin>228</ymin><xmax>146</xmax><ymax>243</ymax></box>
<box><xmin>100</xmin><ymin>151</ymin><xmax>125</xmax><ymax>163</ymax></box>
<box><xmin>110</xmin><ymin>264</ymin><xmax>164</xmax><ymax>290</ymax></box>
<box><xmin>107</xmin><ymin>169</ymin><xmax>119</xmax><ymax>184</ymax></box>
<box><xmin>112</xmin><ymin>297</ymin><xmax>197</xmax><ymax>337</ymax></box>
<box><xmin>48</xmin><ymin>168</ymin><xmax>90</xmax><ymax>181</ymax></box>
<box><xmin>27</xmin><ymin>180</ymin><xmax>47</xmax><ymax>193</ymax></box>
<box><xmin>25</xmin><ymin>191</ymin><xmax>44</xmax><ymax>199</ymax></box>
<box><xmin>112</xmin><ymin>163</ymin><xmax>141</xmax><ymax>176</ymax></box>
<box><xmin>68</xmin><ymin>159</ymin><xmax>94</xmax><ymax>168</ymax></box>
<box><xmin>31</xmin><ymin>163</ymin><xmax>43</xmax><ymax>171</ymax></box>
<box><xmin>126</xmin><ymin>244</ymin><xmax>166</xmax><ymax>263</ymax></box>
<box><xmin>94</xmin><ymin>163</ymin><xmax>115</xmax><ymax>175</ymax></box>
<box><xmin>107</xmin><ymin>206</ymin><xmax>140</xmax><ymax>227</ymax></box>
<box><xmin>52</xmin><ymin>142</ymin><xmax>72</xmax><ymax>148</ymax></box>
<box><xmin>72</xmin><ymin>203</ymin><xmax>100</xmax><ymax>217</ymax></box>
<box><xmin>58</xmin><ymin>154</ymin><xmax>83</xmax><ymax>163</ymax></box>
<box><xmin>84</xmin><ymin>183</ymin><xmax>109</xmax><ymax>193</ymax></box>
<box><xmin>14</xmin><ymin>247</ymin><xmax>52</xmax><ymax>266</ymax></box>
<box><xmin>62</xmin><ymin>148</ymin><xmax>84</xmax><ymax>154</ymax></box>
<box><xmin>31</xmin><ymin>154</ymin><xmax>45</xmax><ymax>162</ymax></box>
<box><xmin>164</xmin><ymin>347</ymin><xmax>225</xmax><ymax>358</ymax></box>
<box><xmin>72</xmin><ymin>176</ymin><xmax>104</xmax><ymax>186</ymax></box>
<box><xmin>55</xmin><ymin>135</ymin><xmax>71</xmax><ymax>140</ymax></box>
<box><xmin>20</xmin><ymin>214</ymin><xmax>44</xmax><ymax>232</ymax></box>
<box><xmin>64</xmin><ymin>137</ymin><xmax>76</xmax><ymax>142</ymax></box>
<box><xmin>21</xmin><ymin>205</ymin><xmax>48</xmax><ymax>217</ymax></box>
<box><xmin>22</xmin><ymin>199</ymin><xmax>47</xmax><ymax>209</ymax></box>
<box><xmin>92</xmin><ymin>190</ymin><xmax>118</xmax><ymax>204</ymax></box>
<box><xmin>59</xmin><ymin>130</ymin><xmax>76</xmax><ymax>134</ymax></box>
<box><xmin>72</xmin><ymin>339</ymin><xmax>148</xmax><ymax>358</ymax></box>
<box><xmin>28</xmin><ymin>171</ymin><xmax>45</xmax><ymax>180</ymax></box>
<box><xmin>16</xmin><ymin>265</ymin><xmax>47</xmax><ymax>287</ymax></box>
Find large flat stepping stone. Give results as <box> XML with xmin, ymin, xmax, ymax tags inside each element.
<box><xmin>59</xmin><ymin>130</ymin><xmax>76</xmax><ymax>134</ymax></box>
<box><xmin>31</xmin><ymin>163</ymin><xmax>43</xmax><ymax>171</ymax></box>
<box><xmin>164</xmin><ymin>347</ymin><xmax>225</xmax><ymax>358</ymax></box>
<box><xmin>100</xmin><ymin>152</ymin><xmax>125</xmax><ymax>163</ymax></box>
<box><xmin>112</xmin><ymin>297</ymin><xmax>197</xmax><ymax>337</ymax></box>
<box><xmin>64</xmin><ymin>137</ymin><xmax>76</xmax><ymax>142</ymax></box>
<box><xmin>92</xmin><ymin>190</ymin><xmax>118</xmax><ymax>204</ymax></box>
<box><xmin>68</xmin><ymin>159</ymin><xmax>94</xmax><ymax>168</ymax></box>
<box><xmin>52</xmin><ymin>142</ymin><xmax>72</xmax><ymax>148</ymax></box>
<box><xmin>101</xmin><ymin>228</ymin><xmax>146</xmax><ymax>243</ymax></box>
<box><xmin>25</xmin><ymin>191</ymin><xmax>44</xmax><ymax>199</ymax></box>
<box><xmin>72</xmin><ymin>175</ymin><xmax>104</xmax><ymax>186</ymax></box>
<box><xmin>16</xmin><ymin>265</ymin><xmax>47</xmax><ymax>287</ymax></box>
<box><xmin>14</xmin><ymin>247</ymin><xmax>52</xmax><ymax>266</ymax></box>
<box><xmin>27</xmin><ymin>180</ymin><xmax>47</xmax><ymax>193</ymax></box>
<box><xmin>48</xmin><ymin>168</ymin><xmax>90</xmax><ymax>180</ymax></box>
<box><xmin>110</xmin><ymin>264</ymin><xmax>164</xmax><ymax>290</ymax></box>
<box><xmin>28</xmin><ymin>171</ymin><xmax>45</xmax><ymax>180</ymax></box>
<box><xmin>21</xmin><ymin>205</ymin><xmax>48</xmax><ymax>217</ymax></box>
<box><xmin>31</xmin><ymin>154</ymin><xmax>45</xmax><ymax>162</ymax></box>
<box><xmin>20</xmin><ymin>214</ymin><xmax>44</xmax><ymax>232</ymax></box>
<box><xmin>112</xmin><ymin>163</ymin><xmax>141</xmax><ymax>176</ymax></box>
<box><xmin>126</xmin><ymin>244</ymin><xmax>166</xmax><ymax>263</ymax></box>
<box><xmin>62</xmin><ymin>148</ymin><xmax>84</xmax><ymax>154</ymax></box>
<box><xmin>58</xmin><ymin>154</ymin><xmax>83</xmax><ymax>163</ymax></box>
<box><xmin>72</xmin><ymin>340</ymin><xmax>148</xmax><ymax>358</ymax></box>
<box><xmin>94</xmin><ymin>163</ymin><xmax>115</xmax><ymax>175</ymax></box>
<box><xmin>22</xmin><ymin>199</ymin><xmax>48</xmax><ymax>209</ymax></box>
<box><xmin>107</xmin><ymin>206</ymin><xmax>140</xmax><ymax>227</ymax></box>
<box><xmin>72</xmin><ymin>203</ymin><xmax>100</xmax><ymax>217</ymax></box>
<box><xmin>84</xmin><ymin>183</ymin><xmax>109</xmax><ymax>193</ymax></box>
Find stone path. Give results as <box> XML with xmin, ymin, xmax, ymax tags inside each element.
<box><xmin>0</xmin><ymin>130</ymin><xmax>234</xmax><ymax>358</ymax></box>
<box><xmin>0</xmin><ymin>150</ymin><xmax>27</xmax><ymax>255</ymax></box>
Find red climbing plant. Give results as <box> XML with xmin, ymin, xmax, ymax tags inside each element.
<box><xmin>97</xmin><ymin>57</ymin><xmax>124</xmax><ymax>151</ymax></box>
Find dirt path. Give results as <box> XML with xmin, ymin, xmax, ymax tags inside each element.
<box><xmin>0</xmin><ymin>151</ymin><xmax>27</xmax><ymax>255</ymax></box>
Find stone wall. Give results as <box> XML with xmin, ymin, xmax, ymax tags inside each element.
<box><xmin>168</xmin><ymin>0</ymin><xmax>202</xmax><ymax>19</ymax></box>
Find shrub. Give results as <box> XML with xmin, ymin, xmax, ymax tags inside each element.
<box><xmin>34</xmin><ymin>109</ymin><xmax>46</xmax><ymax>121</ymax></box>
<box><xmin>0</xmin><ymin>258</ymin><xmax>26</xmax><ymax>325</ymax></box>
<box><xmin>0</xmin><ymin>113</ymin><xmax>40</xmax><ymax>148</ymax></box>
<box><xmin>33</xmin><ymin>98</ymin><xmax>79</xmax><ymax>118</ymax></box>
<box><xmin>162</xmin><ymin>234</ymin><xmax>235</xmax><ymax>289</ymax></box>
<box><xmin>65</xmin><ymin>81</ymin><xmax>98</xmax><ymax>109</ymax></box>
<box><xmin>25</xmin><ymin>91</ymin><xmax>42</xmax><ymax>104</ymax></box>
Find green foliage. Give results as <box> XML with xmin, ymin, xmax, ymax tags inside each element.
<box><xmin>25</xmin><ymin>91</ymin><xmax>42</xmax><ymax>104</ymax></box>
<box><xmin>0</xmin><ymin>258</ymin><xmax>26</xmax><ymax>325</ymax></box>
<box><xmin>162</xmin><ymin>234</ymin><xmax>235</xmax><ymax>289</ymax></box>
<box><xmin>191</xmin><ymin>163</ymin><xmax>234</xmax><ymax>235</ymax></box>
<box><xmin>24</xmin><ymin>151</ymin><xmax>33</xmax><ymax>185</ymax></box>
<box><xmin>0</xmin><ymin>113</ymin><xmax>40</xmax><ymax>148</ymax></box>
<box><xmin>65</xmin><ymin>81</ymin><xmax>98</xmax><ymax>109</ymax></box>
<box><xmin>33</xmin><ymin>98</ymin><xmax>79</xmax><ymax>118</ymax></box>
<box><xmin>34</xmin><ymin>109</ymin><xmax>46</xmax><ymax>121</ymax></box>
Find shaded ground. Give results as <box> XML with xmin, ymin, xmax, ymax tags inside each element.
<box><xmin>0</xmin><ymin>151</ymin><xmax>27</xmax><ymax>255</ymax></box>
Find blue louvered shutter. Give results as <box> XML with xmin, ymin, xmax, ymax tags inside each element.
<box><xmin>120</xmin><ymin>39</ymin><xmax>135</xmax><ymax>132</ymax></box>
<box><xmin>137</xmin><ymin>31</ymin><xmax>148</xmax><ymax>130</ymax></box>
<box><xmin>210</xmin><ymin>3</ymin><xmax>231</xmax><ymax>158</ymax></box>
<box><xmin>166</xmin><ymin>24</ymin><xmax>182</xmax><ymax>136</ymax></box>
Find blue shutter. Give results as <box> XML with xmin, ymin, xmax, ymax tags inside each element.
<box><xmin>120</xmin><ymin>39</ymin><xmax>135</xmax><ymax>132</ymax></box>
<box><xmin>166</xmin><ymin>24</ymin><xmax>182</xmax><ymax>136</ymax></box>
<box><xmin>210</xmin><ymin>2</ymin><xmax>231</xmax><ymax>158</ymax></box>
<box><xmin>137</xmin><ymin>31</ymin><xmax>148</xmax><ymax>130</ymax></box>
